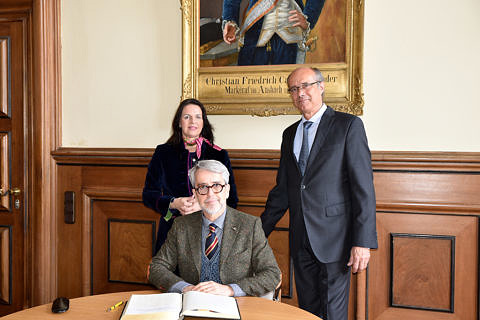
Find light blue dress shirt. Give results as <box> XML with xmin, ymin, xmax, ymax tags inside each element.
<box><xmin>293</xmin><ymin>103</ymin><xmax>327</xmax><ymax>161</ymax></box>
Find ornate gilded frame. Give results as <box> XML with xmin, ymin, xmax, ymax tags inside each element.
<box><xmin>180</xmin><ymin>0</ymin><xmax>364</xmax><ymax>116</ymax></box>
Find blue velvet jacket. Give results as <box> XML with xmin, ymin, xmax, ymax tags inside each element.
<box><xmin>143</xmin><ymin>142</ymin><xmax>238</xmax><ymax>253</ymax></box>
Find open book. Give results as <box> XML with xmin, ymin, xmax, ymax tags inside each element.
<box><xmin>120</xmin><ymin>291</ymin><xmax>241</xmax><ymax>320</ymax></box>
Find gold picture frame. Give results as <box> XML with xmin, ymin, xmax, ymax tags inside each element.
<box><xmin>180</xmin><ymin>0</ymin><xmax>364</xmax><ymax>116</ymax></box>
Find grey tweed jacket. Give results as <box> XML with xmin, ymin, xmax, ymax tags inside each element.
<box><xmin>148</xmin><ymin>207</ymin><xmax>281</xmax><ymax>297</ymax></box>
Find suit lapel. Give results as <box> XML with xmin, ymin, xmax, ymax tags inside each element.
<box><xmin>187</xmin><ymin>213</ymin><xmax>203</xmax><ymax>278</ymax></box>
<box><xmin>305</xmin><ymin>106</ymin><xmax>335</xmax><ymax>176</ymax></box>
<box><xmin>219</xmin><ymin>207</ymin><xmax>240</xmax><ymax>268</ymax></box>
<box><xmin>286</xmin><ymin>120</ymin><xmax>302</xmax><ymax>175</ymax></box>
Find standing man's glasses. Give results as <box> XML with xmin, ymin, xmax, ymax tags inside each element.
<box><xmin>194</xmin><ymin>183</ymin><xmax>226</xmax><ymax>195</ymax></box>
<box><xmin>287</xmin><ymin>81</ymin><xmax>321</xmax><ymax>94</ymax></box>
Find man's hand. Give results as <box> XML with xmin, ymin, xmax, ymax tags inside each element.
<box><xmin>223</xmin><ymin>22</ymin><xmax>237</xmax><ymax>44</ymax></box>
<box><xmin>185</xmin><ymin>281</ymin><xmax>234</xmax><ymax>296</ymax></box>
<box><xmin>347</xmin><ymin>246</ymin><xmax>371</xmax><ymax>273</ymax></box>
<box><xmin>182</xmin><ymin>285</ymin><xmax>195</xmax><ymax>293</ymax></box>
<box><xmin>288</xmin><ymin>10</ymin><xmax>308</xmax><ymax>30</ymax></box>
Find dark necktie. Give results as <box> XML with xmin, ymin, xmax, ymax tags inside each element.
<box><xmin>298</xmin><ymin>121</ymin><xmax>313</xmax><ymax>175</ymax></box>
<box><xmin>205</xmin><ymin>223</ymin><xmax>218</xmax><ymax>259</ymax></box>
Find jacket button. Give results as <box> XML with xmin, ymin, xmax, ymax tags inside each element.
<box><xmin>300</xmin><ymin>184</ymin><xmax>306</xmax><ymax>190</ymax></box>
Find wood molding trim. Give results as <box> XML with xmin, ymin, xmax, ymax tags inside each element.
<box><xmin>52</xmin><ymin>148</ymin><xmax>154</xmax><ymax>165</ymax></box>
<box><xmin>52</xmin><ymin>148</ymin><xmax>480</xmax><ymax>216</ymax></box>
<box><xmin>372</xmin><ymin>151</ymin><xmax>480</xmax><ymax>171</ymax></box>
<box><xmin>52</xmin><ymin>147</ymin><xmax>480</xmax><ymax>170</ymax></box>
<box><xmin>31</xmin><ymin>0</ymin><xmax>61</xmax><ymax>305</ymax></box>
<box><xmin>375</xmin><ymin>201</ymin><xmax>480</xmax><ymax>215</ymax></box>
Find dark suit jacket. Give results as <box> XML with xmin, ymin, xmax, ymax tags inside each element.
<box><xmin>149</xmin><ymin>207</ymin><xmax>281</xmax><ymax>297</ymax></box>
<box><xmin>261</xmin><ymin>106</ymin><xmax>377</xmax><ymax>263</ymax></box>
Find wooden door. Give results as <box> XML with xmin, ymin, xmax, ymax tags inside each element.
<box><xmin>0</xmin><ymin>18</ymin><xmax>27</xmax><ymax>315</ymax></box>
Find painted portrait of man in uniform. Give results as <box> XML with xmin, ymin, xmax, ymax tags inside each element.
<box><xmin>187</xmin><ymin>0</ymin><xmax>363</xmax><ymax>116</ymax></box>
<box><xmin>199</xmin><ymin>0</ymin><xmax>346</xmax><ymax>67</ymax></box>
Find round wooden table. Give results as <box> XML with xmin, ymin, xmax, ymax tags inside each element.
<box><xmin>2</xmin><ymin>290</ymin><xmax>321</xmax><ymax>319</ymax></box>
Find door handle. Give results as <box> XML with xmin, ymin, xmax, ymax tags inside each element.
<box><xmin>0</xmin><ymin>188</ymin><xmax>21</xmax><ymax>196</ymax></box>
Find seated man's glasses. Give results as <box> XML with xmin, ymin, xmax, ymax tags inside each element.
<box><xmin>287</xmin><ymin>81</ymin><xmax>320</xmax><ymax>94</ymax></box>
<box><xmin>194</xmin><ymin>183</ymin><xmax>226</xmax><ymax>195</ymax></box>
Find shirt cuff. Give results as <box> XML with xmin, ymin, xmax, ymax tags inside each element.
<box><xmin>228</xmin><ymin>284</ymin><xmax>246</xmax><ymax>297</ymax></box>
<box><xmin>169</xmin><ymin>281</ymin><xmax>192</xmax><ymax>293</ymax></box>
<box><xmin>221</xmin><ymin>20</ymin><xmax>239</xmax><ymax>33</ymax></box>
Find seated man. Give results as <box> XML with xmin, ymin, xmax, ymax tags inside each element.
<box><xmin>148</xmin><ymin>160</ymin><xmax>281</xmax><ymax>297</ymax></box>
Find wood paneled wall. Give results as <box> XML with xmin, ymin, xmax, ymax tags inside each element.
<box><xmin>52</xmin><ymin>149</ymin><xmax>480</xmax><ymax>320</ymax></box>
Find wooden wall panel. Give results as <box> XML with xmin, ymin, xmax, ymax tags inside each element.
<box><xmin>374</xmin><ymin>171</ymin><xmax>480</xmax><ymax>213</ymax></box>
<box><xmin>0</xmin><ymin>133</ymin><xmax>9</xmax><ymax>210</ymax></box>
<box><xmin>108</xmin><ymin>220</ymin><xmax>154</xmax><ymax>283</ymax></box>
<box><xmin>56</xmin><ymin>166</ymin><xmax>83</xmax><ymax>298</ymax></box>
<box><xmin>53</xmin><ymin>149</ymin><xmax>480</xmax><ymax>320</ymax></box>
<box><xmin>91</xmin><ymin>199</ymin><xmax>158</xmax><ymax>294</ymax></box>
<box><xmin>234</xmin><ymin>168</ymin><xmax>276</xmax><ymax>201</ymax></box>
<box><xmin>370</xmin><ymin>213</ymin><xmax>477</xmax><ymax>320</ymax></box>
<box><xmin>0</xmin><ymin>38</ymin><xmax>7</xmax><ymax>116</ymax></box>
<box><xmin>0</xmin><ymin>0</ymin><xmax>32</xmax><ymax>11</ymax></box>
<box><xmin>391</xmin><ymin>235</ymin><xmax>453</xmax><ymax>311</ymax></box>
<box><xmin>0</xmin><ymin>226</ymin><xmax>10</xmax><ymax>304</ymax></box>
<box><xmin>56</xmin><ymin>164</ymin><xmax>156</xmax><ymax>298</ymax></box>
<box><xmin>267</xmin><ymin>230</ymin><xmax>292</xmax><ymax>298</ymax></box>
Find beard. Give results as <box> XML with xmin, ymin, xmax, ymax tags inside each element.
<box><xmin>200</xmin><ymin>197</ymin><xmax>224</xmax><ymax>216</ymax></box>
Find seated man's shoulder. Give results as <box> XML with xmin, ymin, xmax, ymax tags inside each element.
<box><xmin>228</xmin><ymin>207</ymin><xmax>260</xmax><ymax>225</ymax></box>
<box><xmin>173</xmin><ymin>210</ymin><xmax>203</xmax><ymax>225</ymax></box>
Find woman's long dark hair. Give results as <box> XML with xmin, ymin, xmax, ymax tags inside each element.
<box><xmin>166</xmin><ymin>98</ymin><xmax>214</xmax><ymax>145</ymax></box>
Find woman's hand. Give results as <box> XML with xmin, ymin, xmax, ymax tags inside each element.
<box><xmin>171</xmin><ymin>195</ymin><xmax>201</xmax><ymax>215</ymax></box>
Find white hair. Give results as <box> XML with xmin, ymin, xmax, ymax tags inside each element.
<box><xmin>188</xmin><ymin>160</ymin><xmax>230</xmax><ymax>186</ymax></box>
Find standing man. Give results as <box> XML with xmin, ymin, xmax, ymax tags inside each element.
<box><xmin>222</xmin><ymin>0</ymin><xmax>325</xmax><ymax>65</ymax></box>
<box><xmin>261</xmin><ymin>67</ymin><xmax>377</xmax><ymax>320</ymax></box>
<box><xmin>149</xmin><ymin>160</ymin><xmax>280</xmax><ymax>297</ymax></box>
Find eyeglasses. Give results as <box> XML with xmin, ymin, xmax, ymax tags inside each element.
<box><xmin>194</xmin><ymin>183</ymin><xmax>226</xmax><ymax>195</ymax></box>
<box><xmin>287</xmin><ymin>81</ymin><xmax>320</xmax><ymax>94</ymax></box>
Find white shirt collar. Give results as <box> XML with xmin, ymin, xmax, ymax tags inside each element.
<box><xmin>301</xmin><ymin>103</ymin><xmax>327</xmax><ymax>124</ymax></box>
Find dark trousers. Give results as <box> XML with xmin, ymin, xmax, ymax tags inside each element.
<box><xmin>292</xmin><ymin>231</ymin><xmax>351</xmax><ymax>320</ymax></box>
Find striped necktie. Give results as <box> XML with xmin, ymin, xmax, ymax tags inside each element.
<box><xmin>205</xmin><ymin>223</ymin><xmax>219</xmax><ymax>259</ymax></box>
<box><xmin>298</xmin><ymin>121</ymin><xmax>313</xmax><ymax>175</ymax></box>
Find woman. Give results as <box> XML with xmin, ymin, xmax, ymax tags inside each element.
<box><xmin>143</xmin><ymin>98</ymin><xmax>238</xmax><ymax>253</ymax></box>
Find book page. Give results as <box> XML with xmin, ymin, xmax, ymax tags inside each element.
<box><xmin>122</xmin><ymin>293</ymin><xmax>182</xmax><ymax>320</ymax></box>
<box><xmin>181</xmin><ymin>291</ymin><xmax>240</xmax><ymax>319</ymax></box>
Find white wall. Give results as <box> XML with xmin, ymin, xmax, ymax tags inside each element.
<box><xmin>61</xmin><ymin>0</ymin><xmax>480</xmax><ymax>151</ymax></box>
<box><xmin>61</xmin><ymin>0</ymin><xmax>181</xmax><ymax>147</ymax></box>
<box><xmin>362</xmin><ymin>0</ymin><xmax>480</xmax><ymax>151</ymax></box>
